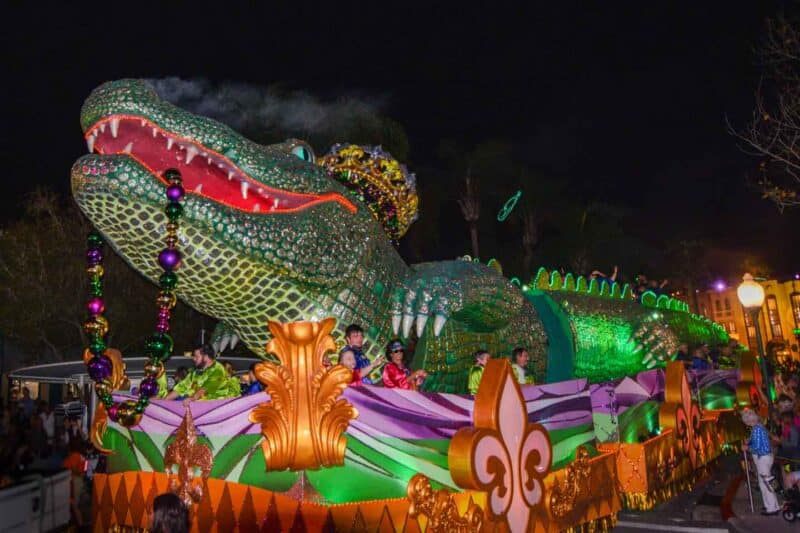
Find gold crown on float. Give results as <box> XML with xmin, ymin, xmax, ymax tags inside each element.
<box><xmin>317</xmin><ymin>144</ymin><xmax>419</xmax><ymax>240</ymax></box>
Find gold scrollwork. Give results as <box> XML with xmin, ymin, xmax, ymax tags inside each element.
<box><xmin>249</xmin><ymin>318</ymin><xmax>358</xmax><ymax>470</ymax></box>
<box><xmin>407</xmin><ymin>474</ymin><xmax>483</xmax><ymax>532</ymax></box>
<box><xmin>86</xmin><ymin>348</ymin><xmax>129</xmax><ymax>453</ymax></box>
<box><xmin>164</xmin><ymin>408</ymin><xmax>213</xmax><ymax>507</ymax></box>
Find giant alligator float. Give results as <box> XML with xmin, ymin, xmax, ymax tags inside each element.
<box><xmin>72</xmin><ymin>79</ymin><xmax>728</xmax><ymax>392</ymax></box>
<box><xmin>70</xmin><ymin>80</ymin><xmax>746</xmax><ymax>531</ymax></box>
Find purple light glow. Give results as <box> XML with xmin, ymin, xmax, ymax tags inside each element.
<box><xmin>713</xmin><ymin>280</ymin><xmax>726</xmax><ymax>292</ymax></box>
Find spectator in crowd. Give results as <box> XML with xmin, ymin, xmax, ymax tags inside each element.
<box><xmin>150</xmin><ymin>492</ymin><xmax>190</xmax><ymax>533</ymax></box>
<box><xmin>28</xmin><ymin>415</ymin><xmax>47</xmax><ymax>457</ymax></box>
<box><xmin>511</xmin><ymin>347</ymin><xmax>534</xmax><ymax>385</ymax></box>
<box><xmin>468</xmin><ymin>350</ymin><xmax>491</xmax><ymax>395</ymax></box>
<box><xmin>741</xmin><ymin>408</ymin><xmax>780</xmax><ymax>515</ymax></box>
<box><xmin>64</xmin><ymin>416</ymin><xmax>87</xmax><ymax>445</ymax></box>
<box><xmin>343</xmin><ymin>324</ymin><xmax>372</xmax><ymax>384</ymax></box>
<box><xmin>777</xmin><ymin>411</ymin><xmax>800</xmax><ymax>461</ymax></box>
<box><xmin>18</xmin><ymin>387</ymin><xmax>35</xmax><ymax>423</ymax></box>
<box><xmin>62</xmin><ymin>437</ymin><xmax>87</xmax><ymax>527</ymax></box>
<box><xmin>165</xmin><ymin>344</ymin><xmax>236</xmax><ymax>403</ymax></box>
<box><xmin>382</xmin><ymin>340</ymin><xmax>426</xmax><ymax>390</ymax></box>
<box><xmin>340</xmin><ymin>348</ymin><xmax>384</xmax><ymax>387</ymax></box>
<box><xmin>38</xmin><ymin>402</ymin><xmax>54</xmax><ymax>446</ymax></box>
<box><xmin>243</xmin><ymin>363</ymin><xmax>264</xmax><ymax>395</ymax></box>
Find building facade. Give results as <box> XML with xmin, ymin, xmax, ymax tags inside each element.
<box><xmin>695</xmin><ymin>278</ymin><xmax>800</xmax><ymax>352</ymax></box>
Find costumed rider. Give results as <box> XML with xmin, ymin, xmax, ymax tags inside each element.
<box><xmin>164</xmin><ymin>344</ymin><xmax>235</xmax><ymax>405</ymax></box>
<box><xmin>343</xmin><ymin>324</ymin><xmax>373</xmax><ymax>384</ymax></box>
<box><xmin>511</xmin><ymin>347</ymin><xmax>534</xmax><ymax>385</ymax></box>
<box><xmin>741</xmin><ymin>407</ymin><xmax>781</xmax><ymax>516</ymax></box>
<box><xmin>468</xmin><ymin>350</ymin><xmax>491</xmax><ymax>395</ymax></box>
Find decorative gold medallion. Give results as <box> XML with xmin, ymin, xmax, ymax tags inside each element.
<box><xmin>164</xmin><ymin>408</ymin><xmax>213</xmax><ymax>506</ymax></box>
<box><xmin>407</xmin><ymin>473</ymin><xmax>483</xmax><ymax>532</ymax></box>
<box><xmin>659</xmin><ymin>361</ymin><xmax>702</xmax><ymax>468</ymax></box>
<box><xmin>249</xmin><ymin>318</ymin><xmax>358</xmax><ymax>470</ymax></box>
<box><xmin>449</xmin><ymin>359</ymin><xmax>552</xmax><ymax>533</ymax></box>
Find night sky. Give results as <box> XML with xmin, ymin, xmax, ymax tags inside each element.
<box><xmin>3</xmin><ymin>3</ymin><xmax>798</xmax><ymax>276</ymax></box>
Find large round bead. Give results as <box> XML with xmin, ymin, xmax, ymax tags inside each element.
<box><xmin>87</xmin><ymin>297</ymin><xmax>105</xmax><ymax>316</ymax></box>
<box><xmin>144</xmin><ymin>333</ymin><xmax>173</xmax><ymax>359</ymax></box>
<box><xmin>158</xmin><ymin>248</ymin><xmax>182</xmax><ymax>271</ymax></box>
<box><xmin>138</xmin><ymin>378</ymin><xmax>159</xmax><ymax>398</ymax></box>
<box><xmin>87</xmin><ymin>356</ymin><xmax>112</xmax><ymax>381</ymax></box>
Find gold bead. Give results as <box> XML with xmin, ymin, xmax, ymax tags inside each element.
<box><xmin>166</xmin><ymin>222</ymin><xmax>179</xmax><ymax>233</ymax></box>
<box><xmin>144</xmin><ymin>362</ymin><xmax>164</xmax><ymax>378</ymax></box>
<box><xmin>116</xmin><ymin>400</ymin><xmax>141</xmax><ymax>427</ymax></box>
<box><xmin>86</xmin><ymin>264</ymin><xmax>104</xmax><ymax>277</ymax></box>
<box><xmin>165</xmin><ymin>235</ymin><xmax>178</xmax><ymax>247</ymax></box>
<box><xmin>156</xmin><ymin>292</ymin><xmax>177</xmax><ymax>309</ymax></box>
<box><xmin>94</xmin><ymin>381</ymin><xmax>112</xmax><ymax>396</ymax></box>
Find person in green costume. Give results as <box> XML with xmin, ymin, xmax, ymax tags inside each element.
<box><xmin>164</xmin><ymin>344</ymin><xmax>234</xmax><ymax>405</ymax></box>
<box><xmin>511</xmin><ymin>347</ymin><xmax>534</xmax><ymax>385</ymax></box>
<box><xmin>468</xmin><ymin>350</ymin><xmax>491</xmax><ymax>395</ymax></box>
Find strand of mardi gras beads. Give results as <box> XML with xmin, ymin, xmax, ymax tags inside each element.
<box><xmin>84</xmin><ymin>168</ymin><xmax>184</xmax><ymax>427</ymax></box>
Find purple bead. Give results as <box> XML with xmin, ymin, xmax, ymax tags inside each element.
<box><xmin>166</xmin><ymin>184</ymin><xmax>185</xmax><ymax>202</ymax></box>
<box><xmin>155</xmin><ymin>321</ymin><xmax>170</xmax><ymax>333</ymax></box>
<box><xmin>88</xmin><ymin>356</ymin><xmax>112</xmax><ymax>381</ymax></box>
<box><xmin>87</xmin><ymin>297</ymin><xmax>105</xmax><ymax>316</ymax></box>
<box><xmin>139</xmin><ymin>378</ymin><xmax>159</xmax><ymax>398</ymax></box>
<box><xmin>107</xmin><ymin>404</ymin><xmax>119</xmax><ymax>421</ymax></box>
<box><xmin>86</xmin><ymin>249</ymin><xmax>103</xmax><ymax>266</ymax></box>
<box><xmin>158</xmin><ymin>249</ymin><xmax>182</xmax><ymax>271</ymax></box>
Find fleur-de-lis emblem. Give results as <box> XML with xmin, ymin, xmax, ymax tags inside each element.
<box><xmin>449</xmin><ymin>359</ymin><xmax>552</xmax><ymax>533</ymax></box>
<box><xmin>659</xmin><ymin>362</ymin><xmax>702</xmax><ymax>468</ymax></box>
<box><xmin>164</xmin><ymin>408</ymin><xmax>213</xmax><ymax>506</ymax></box>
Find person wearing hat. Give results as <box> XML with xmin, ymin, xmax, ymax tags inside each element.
<box><xmin>382</xmin><ymin>340</ymin><xmax>427</xmax><ymax>390</ymax></box>
<box><xmin>164</xmin><ymin>344</ymin><xmax>234</xmax><ymax>405</ymax></box>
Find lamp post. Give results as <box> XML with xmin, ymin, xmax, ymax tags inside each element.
<box><xmin>737</xmin><ymin>273</ymin><xmax>772</xmax><ymax>409</ymax></box>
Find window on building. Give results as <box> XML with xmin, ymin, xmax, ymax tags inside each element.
<box><xmin>715</xmin><ymin>299</ymin><xmax>722</xmax><ymax>313</ymax></box>
<box><xmin>701</xmin><ymin>305</ymin><xmax>708</xmax><ymax>317</ymax></box>
<box><xmin>724</xmin><ymin>298</ymin><xmax>731</xmax><ymax>311</ymax></box>
<box><xmin>728</xmin><ymin>321</ymin><xmax>737</xmax><ymax>333</ymax></box>
<box><xmin>743</xmin><ymin>307</ymin><xmax>757</xmax><ymax>347</ymax></box>
<box><xmin>792</xmin><ymin>292</ymin><xmax>800</xmax><ymax>329</ymax></box>
<box><xmin>766</xmin><ymin>295</ymin><xmax>783</xmax><ymax>339</ymax></box>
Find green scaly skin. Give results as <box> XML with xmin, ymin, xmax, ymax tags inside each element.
<box><xmin>71</xmin><ymin>80</ymin><xmax>544</xmax><ymax>391</ymax></box>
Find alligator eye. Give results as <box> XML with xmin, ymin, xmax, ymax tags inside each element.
<box><xmin>291</xmin><ymin>145</ymin><xmax>315</xmax><ymax>163</ymax></box>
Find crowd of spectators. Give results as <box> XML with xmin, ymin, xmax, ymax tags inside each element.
<box><xmin>0</xmin><ymin>388</ymin><xmax>95</xmax><ymax>527</ymax></box>
<box><xmin>672</xmin><ymin>340</ymin><xmax>740</xmax><ymax>370</ymax></box>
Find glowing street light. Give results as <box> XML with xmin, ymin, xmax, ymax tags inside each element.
<box><xmin>737</xmin><ymin>273</ymin><xmax>771</xmax><ymax>408</ymax></box>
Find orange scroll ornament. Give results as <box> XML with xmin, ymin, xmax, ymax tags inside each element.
<box><xmin>249</xmin><ymin>318</ymin><xmax>358</xmax><ymax>471</ymax></box>
<box><xmin>85</xmin><ymin>347</ymin><xmax>129</xmax><ymax>453</ymax></box>
<box><xmin>737</xmin><ymin>351</ymin><xmax>769</xmax><ymax>418</ymax></box>
<box><xmin>449</xmin><ymin>359</ymin><xmax>552</xmax><ymax>533</ymax></box>
<box><xmin>659</xmin><ymin>361</ymin><xmax>702</xmax><ymax>469</ymax></box>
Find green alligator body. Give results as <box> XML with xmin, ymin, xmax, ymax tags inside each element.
<box><xmin>71</xmin><ymin>80</ymin><xmax>727</xmax><ymax>392</ymax></box>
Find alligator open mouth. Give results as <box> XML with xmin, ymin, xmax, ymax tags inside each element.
<box><xmin>85</xmin><ymin>115</ymin><xmax>356</xmax><ymax>214</ymax></box>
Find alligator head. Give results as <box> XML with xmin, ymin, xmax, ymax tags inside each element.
<box><xmin>71</xmin><ymin>79</ymin><xmax>406</xmax><ymax>355</ymax></box>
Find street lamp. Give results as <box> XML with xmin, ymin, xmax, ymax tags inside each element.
<box><xmin>737</xmin><ymin>273</ymin><xmax>772</xmax><ymax>408</ymax></box>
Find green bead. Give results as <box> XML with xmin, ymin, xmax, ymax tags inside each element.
<box><xmin>163</xmin><ymin>168</ymin><xmax>182</xmax><ymax>184</ymax></box>
<box><xmin>165</xmin><ymin>203</ymin><xmax>183</xmax><ymax>221</ymax></box>
<box><xmin>144</xmin><ymin>333</ymin><xmax>173</xmax><ymax>359</ymax></box>
<box><xmin>89</xmin><ymin>337</ymin><xmax>106</xmax><ymax>355</ymax></box>
<box><xmin>87</xmin><ymin>232</ymin><xmax>104</xmax><ymax>249</ymax></box>
<box><xmin>159</xmin><ymin>271</ymin><xmax>179</xmax><ymax>290</ymax></box>
<box><xmin>134</xmin><ymin>399</ymin><xmax>148</xmax><ymax>413</ymax></box>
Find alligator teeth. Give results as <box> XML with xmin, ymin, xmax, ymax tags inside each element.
<box><xmin>194</xmin><ymin>184</ymin><xmax>203</xmax><ymax>193</ymax></box>
<box><xmin>99</xmin><ymin>123</ymin><xmax>106</xmax><ymax>133</ymax></box>
<box><xmin>122</xmin><ymin>142</ymin><xmax>133</xmax><ymax>154</ymax></box>
<box><xmin>401</xmin><ymin>314</ymin><xmax>414</xmax><ymax>338</ymax></box>
<box><xmin>272</xmin><ymin>198</ymin><xmax>279</xmax><ymax>209</ymax></box>
<box><xmin>217</xmin><ymin>163</ymin><xmax>224</xmax><ymax>169</ymax></box>
<box><xmin>166</xmin><ymin>137</ymin><xmax>174</xmax><ymax>150</ymax></box>
<box><xmin>240</xmin><ymin>181</ymin><xmax>249</xmax><ymax>199</ymax></box>
<box><xmin>253</xmin><ymin>203</ymin><xmax>261</xmax><ymax>212</ymax></box>
<box><xmin>415</xmin><ymin>314</ymin><xmax>429</xmax><ymax>337</ymax></box>
<box><xmin>86</xmin><ymin>134</ymin><xmax>95</xmax><ymax>153</ymax></box>
<box><xmin>185</xmin><ymin>145</ymin><xmax>198</xmax><ymax>164</ymax></box>
<box><xmin>434</xmin><ymin>314</ymin><xmax>447</xmax><ymax>336</ymax></box>
<box><xmin>110</xmin><ymin>118</ymin><xmax>120</xmax><ymax>138</ymax></box>
<box><xmin>207</xmin><ymin>157</ymin><xmax>213</xmax><ymax>165</ymax></box>
<box><xmin>391</xmin><ymin>314</ymin><xmax>402</xmax><ymax>335</ymax></box>
<box><xmin>151</xmin><ymin>127</ymin><xmax>158</xmax><ymax>138</ymax></box>
<box><xmin>140</xmin><ymin>119</ymin><xmax>146</xmax><ymax>127</ymax></box>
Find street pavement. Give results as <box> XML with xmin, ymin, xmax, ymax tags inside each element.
<box><xmin>612</xmin><ymin>452</ymin><xmax>800</xmax><ymax>532</ymax></box>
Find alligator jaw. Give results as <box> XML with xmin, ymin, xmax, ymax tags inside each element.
<box><xmin>85</xmin><ymin>114</ymin><xmax>356</xmax><ymax>215</ymax></box>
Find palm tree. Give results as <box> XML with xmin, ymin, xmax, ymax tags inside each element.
<box><xmin>457</xmin><ymin>169</ymin><xmax>480</xmax><ymax>258</ymax></box>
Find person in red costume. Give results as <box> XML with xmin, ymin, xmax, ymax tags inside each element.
<box><xmin>382</xmin><ymin>340</ymin><xmax>427</xmax><ymax>390</ymax></box>
<box><xmin>339</xmin><ymin>348</ymin><xmax>384</xmax><ymax>387</ymax></box>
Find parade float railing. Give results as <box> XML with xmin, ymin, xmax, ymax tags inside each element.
<box><xmin>90</xmin><ymin>320</ymin><xmax>749</xmax><ymax>532</ymax></box>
